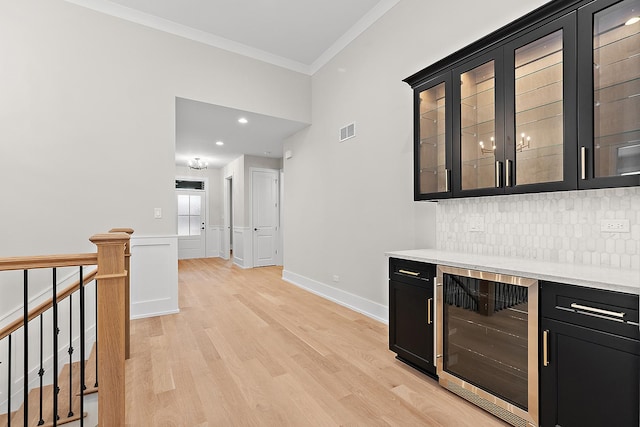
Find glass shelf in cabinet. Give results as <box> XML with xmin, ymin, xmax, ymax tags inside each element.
<box><xmin>420</xmin><ymin>134</ymin><xmax>446</xmax><ymax>145</ymax></box>
<box><xmin>515</xmin><ymin>78</ymin><xmax>563</xmax><ymax>98</ymax></box>
<box><xmin>420</xmin><ymin>107</ymin><xmax>446</xmax><ymax>122</ymax></box>
<box><xmin>461</xmin><ymin>100</ymin><xmax>496</xmax><ymax>112</ymax></box>
<box><xmin>515</xmin><ymin>99</ymin><xmax>563</xmax><ymax>123</ymax></box>
<box><xmin>515</xmin><ymin>143</ymin><xmax>563</xmax><ymax>159</ymax></box>
<box><xmin>594</xmin><ymin>128</ymin><xmax>640</xmax><ymax>144</ymax></box>
<box><xmin>460</xmin><ymin>85</ymin><xmax>495</xmax><ymax>103</ymax></box>
<box><xmin>594</xmin><ymin>55</ymin><xmax>640</xmax><ymax>81</ymax></box>
<box><xmin>594</xmin><ymin>87</ymin><xmax>640</xmax><ymax>107</ymax></box>
<box><xmin>420</xmin><ymin>165</ymin><xmax>447</xmax><ymax>174</ymax></box>
<box><xmin>461</xmin><ymin>118</ymin><xmax>496</xmax><ymax>132</ymax></box>
<box><xmin>594</xmin><ymin>76</ymin><xmax>640</xmax><ymax>95</ymax></box>
<box><xmin>460</xmin><ymin>153</ymin><xmax>495</xmax><ymax>166</ymax></box>
<box><xmin>594</xmin><ymin>29</ymin><xmax>639</xmax><ymax>53</ymax></box>
<box><xmin>516</xmin><ymin>113</ymin><xmax>563</xmax><ymax>130</ymax></box>
<box><xmin>515</xmin><ymin>53</ymin><xmax>562</xmax><ymax>80</ymax></box>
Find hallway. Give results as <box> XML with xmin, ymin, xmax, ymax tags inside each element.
<box><xmin>125</xmin><ymin>258</ymin><xmax>508</xmax><ymax>426</ymax></box>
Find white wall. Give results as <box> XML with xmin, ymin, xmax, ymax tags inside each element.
<box><xmin>222</xmin><ymin>156</ymin><xmax>245</xmax><ymax>227</ymax></box>
<box><xmin>0</xmin><ymin>0</ymin><xmax>309</xmax><ymax>257</ymax></box>
<box><xmin>0</xmin><ymin>0</ymin><xmax>310</xmax><ymax>320</ymax></box>
<box><xmin>282</xmin><ymin>0</ymin><xmax>550</xmax><ymax>318</ymax></box>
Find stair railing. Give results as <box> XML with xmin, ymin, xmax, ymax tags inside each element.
<box><xmin>0</xmin><ymin>231</ymin><xmax>132</xmax><ymax>427</ymax></box>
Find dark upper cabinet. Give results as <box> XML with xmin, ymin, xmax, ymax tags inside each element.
<box><xmin>504</xmin><ymin>13</ymin><xmax>578</xmax><ymax>194</ymax></box>
<box><xmin>406</xmin><ymin>0</ymin><xmax>639</xmax><ymax>199</ymax></box>
<box><xmin>577</xmin><ymin>0</ymin><xmax>640</xmax><ymax>189</ymax></box>
<box><xmin>414</xmin><ymin>72</ymin><xmax>453</xmax><ymax>200</ymax></box>
<box><xmin>452</xmin><ymin>48</ymin><xmax>505</xmax><ymax>198</ymax></box>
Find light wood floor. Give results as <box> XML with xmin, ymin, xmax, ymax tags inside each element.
<box><xmin>125</xmin><ymin>258</ymin><xmax>509</xmax><ymax>426</ymax></box>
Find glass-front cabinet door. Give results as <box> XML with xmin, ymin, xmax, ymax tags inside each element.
<box><xmin>579</xmin><ymin>0</ymin><xmax>640</xmax><ymax>188</ymax></box>
<box><xmin>414</xmin><ymin>73</ymin><xmax>452</xmax><ymax>200</ymax></box>
<box><xmin>504</xmin><ymin>13</ymin><xmax>577</xmax><ymax>193</ymax></box>
<box><xmin>453</xmin><ymin>50</ymin><xmax>504</xmax><ymax>197</ymax></box>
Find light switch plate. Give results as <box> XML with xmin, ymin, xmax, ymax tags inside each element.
<box><xmin>154</xmin><ymin>208</ymin><xmax>162</xmax><ymax>219</ymax></box>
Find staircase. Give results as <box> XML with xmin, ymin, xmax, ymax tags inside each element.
<box><xmin>0</xmin><ymin>229</ymin><xmax>133</xmax><ymax>427</ymax></box>
<box><xmin>0</xmin><ymin>345</ymin><xmax>97</xmax><ymax>427</ymax></box>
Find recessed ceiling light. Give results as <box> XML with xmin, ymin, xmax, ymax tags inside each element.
<box><xmin>216</xmin><ymin>141</ymin><xmax>224</xmax><ymax>146</ymax></box>
<box><xmin>238</xmin><ymin>117</ymin><xmax>248</xmax><ymax>124</ymax></box>
<box><xmin>626</xmin><ymin>16</ymin><xmax>640</xmax><ymax>26</ymax></box>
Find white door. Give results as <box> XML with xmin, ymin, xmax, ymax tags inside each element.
<box><xmin>252</xmin><ymin>169</ymin><xmax>279</xmax><ymax>267</ymax></box>
<box><xmin>177</xmin><ymin>190</ymin><xmax>206</xmax><ymax>259</ymax></box>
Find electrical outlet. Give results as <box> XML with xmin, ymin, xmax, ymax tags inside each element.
<box><xmin>468</xmin><ymin>216</ymin><xmax>485</xmax><ymax>232</ymax></box>
<box><xmin>600</xmin><ymin>219</ymin><xmax>629</xmax><ymax>233</ymax></box>
<box><xmin>332</xmin><ymin>275</ymin><xmax>340</xmax><ymax>283</ymax></box>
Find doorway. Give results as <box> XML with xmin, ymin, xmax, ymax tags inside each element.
<box><xmin>251</xmin><ymin>168</ymin><xmax>279</xmax><ymax>267</ymax></box>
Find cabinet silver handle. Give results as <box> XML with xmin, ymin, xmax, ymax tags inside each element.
<box><xmin>398</xmin><ymin>269</ymin><xmax>420</xmax><ymax>277</ymax></box>
<box><xmin>506</xmin><ymin>159</ymin><xmax>512</xmax><ymax>187</ymax></box>
<box><xmin>570</xmin><ymin>303</ymin><xmax>625</xmax><ymax>318</ymax></box>
<box><xmin>495</xmin><ymin>161</ymin><xmax>502</xmax><ymax>188</ymax></box>
<box><xmin>427</xmin><ymin>298</ymin><xmax>433</xmax><ymax>325</ymax></box>
<box><xmin>543</xmin><ymin>330</ymin><xmax>549</xmax><ymax>367</ymax></box>
<box><xmin>445</xmin><ymin>169</ymin><xmax>450</xmax><ymax>192</ymax></box>
<box><xmin>580</xmin><ymin>147</ymin><xmax>586</xmax><ymax>180</ymax></box>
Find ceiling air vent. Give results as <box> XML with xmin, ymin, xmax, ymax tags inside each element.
<box><xmin>339</xmin><ymin>122</ymin><xmax>356</xmax><ymax>142</ymax></box>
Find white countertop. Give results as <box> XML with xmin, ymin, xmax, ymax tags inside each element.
<box><xmin>386</xmin><ymin>249</ymin><xmax>640</xmax><ymax>296</ymax></box>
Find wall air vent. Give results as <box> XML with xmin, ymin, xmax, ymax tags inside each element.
<box><xmin>339</xmin><ymin>122</ymin><xmax>356</xmax><ymax>142</ymax></box>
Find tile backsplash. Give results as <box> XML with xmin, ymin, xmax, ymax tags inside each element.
<box><xmin>436</xmin><ymin>187</ymin><xmax>640</xmax><ymax>270</ymax></box>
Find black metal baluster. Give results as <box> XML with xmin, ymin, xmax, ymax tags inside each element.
<box><xmin>38</xmin><ymin>314</ymin><xmax>45</xmax><ymax>425</ymax></box>
<box><xmin>23</xmin><ymin>270</ymin><xmax>29</xmax><ymax>427</ymax></box>
<box><xmin>79</xmin><ymin>267</ymin><xmax>85</xmax><ymax>427</ymax></box>
<box><xmin>53</xmin><ymin>268</ymin><xmax>59</xmax><ymax>427</ymax></box>
<box><xmin>94</xmin><ymin>279</ymin><xmax>98</xmax><ymax>389</ymax></box>
<box><xmin>7</xmin><ymin>334</ymin><xmax>11</xmax><ymax>427</ymax></box>
<box><xmin>67</xmin><ymin>294</ymin><xmax>74</xmax><ymax>418</ymax></box>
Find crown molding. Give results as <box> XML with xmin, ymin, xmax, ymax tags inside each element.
<box><xmin>64</xmin><ymin>0</ymin><xmax>312</xmax><ymax>74</ymax></box>
<box><xmin>309</xmin><ymin>0</ymin><xmax>400</xmax><ymax>74</ymax></box>
<box><xmin>64</xmin><ymin>0</ymin><xmax>399</xmax><ymax>76</ymax></box>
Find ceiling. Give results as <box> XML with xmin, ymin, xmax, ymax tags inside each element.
<box><xmin>175</xmin><ymin>98</ymin><xmax>308</xmax><ymax>169</ymax></box>
<box><xmin>66</xmin><ymin>0</ymin><xmax>400</xmax><ymax>169</ymax></box>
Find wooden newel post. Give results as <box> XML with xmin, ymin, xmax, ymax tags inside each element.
<box><xmin>110</xmin><ymin>227</ymin><xmax>134</xmax><ymax>360</ymax></box>
<box><xmin>90</xmin><ymin>232</ymin><xmax>130</xmax><ymax>427</ymax></box>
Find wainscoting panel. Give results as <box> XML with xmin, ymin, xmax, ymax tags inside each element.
<box><xmin>232</xmin><ymin>227</ymin><xmax>252</xmax><ymax>269</ymax></box>
<box><xmin>130</xmin><ymin>235</ymin><xmax>179</xmax><ymax>319</ymax></box>
<box><xmin>206</xmin><ymin>226</ymin><xmax>221</xmax><ymax>258</ymax></box>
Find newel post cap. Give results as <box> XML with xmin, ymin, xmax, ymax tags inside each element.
<box><xmin>90</xmin><ymin>232</ymin><xmax>131</xmax><ymax>245</ymax></box>
<box><xmin>109</xmin><ymin>228</ymin><xmax>135</xmax><ymax>235</ymax></box>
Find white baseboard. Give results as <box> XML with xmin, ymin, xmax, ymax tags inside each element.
<box><xmin>131</xmin><ymin>296</ymin><xmax>180</xmax><ymax>319</ymax></box>
<box><xmin>282</xmin><ymin>270</ymin><xmax>389</xmax><ymax>324</ymax></box>
<box><xmin>131</xmin><ymin>307</ymin><xmax>180</xmax><ymax>320</ymax></box>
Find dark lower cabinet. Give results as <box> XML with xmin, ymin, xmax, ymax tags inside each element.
<box><xmin>540</xmin><ymin>281</ymin><xmax>640</xmax><ymax>427</ymax></box>
<box><xmin>388</xmin><ymin>258</ymin><xmax>436</xmax><ymax>378</ymax></box>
